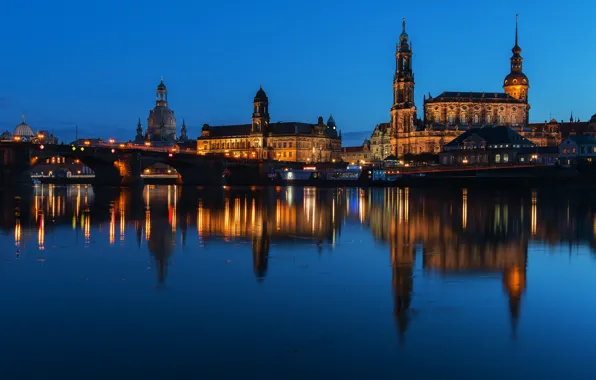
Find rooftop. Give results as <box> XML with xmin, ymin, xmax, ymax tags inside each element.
<box><xmin>444</xmin><ymin>126</ymin><xmax>535</xmax><ymax>149</ymax></box>
<box><xmin>426</xmin><ymin>91</ymin><xmax>525</xmax><ymax>104</ymax></box>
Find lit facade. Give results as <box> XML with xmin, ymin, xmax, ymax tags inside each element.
<box><xmin>370</xmin><ymin>17</ymin><xmax>538</xmax><ymax>159</ymax></box>
<box><xmin>197</xmin><ymin>87</ymin><xmax>342</xmax><ymax>162</ymax></box>
<box><xmin>341</xmin><ymin>139</ymin><xmax>372</xmax><ymax>165</ymax></box>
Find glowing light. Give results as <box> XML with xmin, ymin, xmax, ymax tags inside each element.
<box><xmin>111</xmin><ymin>149</ymin><xmax>115</xmax><ymax>153</ymax></box>
<box><xmin>38</xmin><ymin>215</ymin><xmax>45</xmax><ymax>250</ymax></box>
<box><xmin>108</xmin><ymin>138</ymin><xmax>115</xmax><ymax>144</ymax></box>
<box><xmin>84</xmin><ymin>140</ymin><xmax>90</xmax><ymax>146</ymax></box>
<box><xmin>80</xmin><ymin>147</ymin><xmax>85</xmax><ymax>151</ymax></box>
<box><xmin>39</xmin><ymin>145</ymin><xmax>44</xmax><ymax>150</ymax></box>
<box><xmin>14</xmin><ymin>219</ymin><xmax>21</xmax><ymax>247</ymax></box>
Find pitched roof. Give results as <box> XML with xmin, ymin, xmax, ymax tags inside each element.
<box><xmin>563</xmin><ymin>134</ymin><xmax>596</xmax><ymax>145</ymax></box>
<box><xmin>342</xmin><ymin>146</ymin><xmax>364</xmax><ymax>153</ymax></box>
<box><xmin>426</xmin><ymin>91</ymin><xmax>524</xmax><ymax>104</ymax></box>
<box><xmin>444</xmin><ymin>126</ymin><xmax>535</xmax><ymax>148</ymax></box>
<box><xmin>200</xmin><ymin>122</ymin><xmax>339</xmax><ymax>138</ymax></box>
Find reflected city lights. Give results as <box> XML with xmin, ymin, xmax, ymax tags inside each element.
<box><xmin>462</xmin><ymin>188</ymin><xmax>468</xmax><ymax>230</ymax></box>
<box><xmin>38</xmin><ymin>214</ymin><xmax>45</xmax><ymax>250</ymax></box>
<box><xmin>14</xmin><ymin>219</ymin><xmax>21</xmax><ymax>247</ymax></box>
<box><xmin>109</xmin><ymin>207</ymin><xmax>116</xmax><ymax>245</ymax></box>
<box><xmin>531</xmin><ymin>191</ymin><xmax>537</xmax><ymax>236</ymax></box>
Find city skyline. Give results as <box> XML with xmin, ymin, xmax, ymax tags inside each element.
<box><xmin>2</xmin><ymin>0</ymin><xmax>595</xmax><ymax>144</ymax></box>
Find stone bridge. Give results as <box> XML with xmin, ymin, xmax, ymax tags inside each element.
<box><xmin>0</xmin><ymin>142</ymin><xmax>270</xmax><ymax>186</ymax></box>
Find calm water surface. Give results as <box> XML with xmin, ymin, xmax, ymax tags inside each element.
<box><xmin>1</xmin><ymin>184</ymin><xmax>596</xmax><ymax>379</ymax></box>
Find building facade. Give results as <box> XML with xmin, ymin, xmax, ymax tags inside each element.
<box><xmin>559</xmin><ymin>134</ymin><xmax>596</xmax><ymax>166</ymax></box>
<box><xmin>439</xmin><ymin>126</ymin><xmax>537</xmax><ymax>166</ymax></box>
<box><xmin>341</xmin><ymin>139</ymin><xmax>372</xmax><ymax>165</ymax></box>
<box><xmin>197</xmin><ymin>87</ymin><xmax>342</xmax><ymax>162</ymax></box>
<box><xmin>369</xmin><ymin>17</ymin><xmax>537</xmax><ymax>159</ymax></box>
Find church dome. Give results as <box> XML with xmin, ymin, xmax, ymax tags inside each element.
<box><xmin>254</xmin><ymin>86</ymin><xmax>268</xmax><ymax>101</ymax></box>
<box><xmin>0</xmin><ymin>130</ymin><xmax>12</xmax><ymax>140</ymax></box>
<box><xmin>504</xmin><ymin>72</ymin><xmax>529</xmax><ymax>87</ymax></box>
<box><xmin>14</xmin><ymin>120</ymin><xmax>34</xmax><ymax>138</ymax></box>
<box><xmin>590</xmin><ymin>114</ymin><xmax>596</xmax><ymax>123</ymax></box>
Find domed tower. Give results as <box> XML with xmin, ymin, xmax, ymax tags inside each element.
<box><xmin>147</xmin><ymin>78</ymin><xmax>177</xmax><ymax>142</ymax></box>
<box><xmin>252</xmin><ymin>85</ymin><xmax>270</xmax><ymax>134</ymax></box>
<box><xmin>391</xmin><ymin>18</ymin><xmax>417</xmax><ymax>156</ymax></box>
<box><xmin>327</xmin><ymin>114</ymin><xmax>336</xmax><ymax>130</ymax></box>
<box><xmin>503</xmin><ymin>15</ymin><xmax>530</xmax><ymax>103</ymax></box>
<box><xmin>13</xmin><ymin>114</ymin><xmax>35</xmax><ymax>141</ymax></box>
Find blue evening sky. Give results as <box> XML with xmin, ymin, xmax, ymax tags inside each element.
<box><xmin>1</xmin><ymin>0</ymin><xmax>594</xmax><ymax>145</ymax></box>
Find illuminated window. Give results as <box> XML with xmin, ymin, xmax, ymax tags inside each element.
<box><xmin>487</xmin><ymin>114</ymin><xmax>492</xmax><ymax>124</ymax></box>
<box><xmin>289</xmin><ymin>152</ymin><xmax>292</xmax><ymax>157</ymax></box>
<box><xmin>474</xmin><ymin>114</ymin><xmax>479</xmax><ymax>124</ymax></box>
<box><xmin>460</xmin><ymin>114</ymin><xmax>466</xmax><ymax>124</ymax></box>
<box><xmin>448</xmin><ymin>115</ymin><xmax>455</xmax><ymax>124</ymax></box>
<box><xmin>499</xmin><ymin>115</ymin><xmax>504</xmax><ymax>124</ymax></box>
<box><xmin>504</xmin><ymin>154</ymin><xmax>509</xmax><ymax>163</ymax></box>
<box><xmin>495</xmin><ymin>154</ymin><xmax>501</xmax><ymax>163</ymax></box>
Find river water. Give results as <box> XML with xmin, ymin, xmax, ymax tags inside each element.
<box><xmin>1</xmin><ymin>184</ymin><xmax>596</xmax><ymax>379</ymax></box>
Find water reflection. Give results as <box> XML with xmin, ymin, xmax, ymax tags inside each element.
<box><xmin>3</xmin><ymin>184</ymin><xmax>596</xmax><ymax>341</ymax></box>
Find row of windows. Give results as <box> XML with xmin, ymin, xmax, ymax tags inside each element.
<box><xmin>494</xmin><ymin>154</ymin><xmax>510</xmax><ymax>163</ymax></box>
<box><xmin>270</xmin><ymin>142</ymin><xmax>293</xmax><ymax>148</ymax></box>
<box><xmin>205</xmin><ymin>140</ymin><xmax>340</xmax><ymax>150</ymax></box>
<box><xmin>46</xmin><ymin>157</ymin><xmax>66</xmax><ymax>164</ymax></box>
<box><xmin>441</xmin><ymin>114</ymin><xmax>517</xmax><ymax>124</ymax></box>
<box><xmin>560</xmin><ymin>146</ymin><xmax>596</xmax><ymax>155</ymax></box>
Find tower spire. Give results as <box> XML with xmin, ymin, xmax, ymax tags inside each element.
<box><xmin>402</xmin><ymin>17</ymin><xmax>406</xmax><ymax>34</ymax></box>
<box><xmin>515</xmin><ymin>14</ymin><xmax>519</xmax><ymax>46</ymax></box>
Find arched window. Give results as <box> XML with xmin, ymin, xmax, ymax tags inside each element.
<box><xmin>487</xmin><ymin>114</ymin><xmax>492</xmax><ymax>124</ymax></box>
<box><xmin>474</xmin><ymin>114</ymin><xmax>479</xmax><ymax>124</ymax></box>
<box><xmin>511</xmin><ymin>116</ymin><xmax>517</xmax><ymax>125</ymax></box>
<box><xmin>460</xmin><ymin>113</ymin><xmax>467</xmax><ymax>124</ymax></box>
<box><xmin>499</xmin><ymin>115</ymin><xmax>504</xmax><ymax>125</ymax></box>
<box><xmin>448</xmin><ymin>114</ymin><xmax>455</xmax><ymax>124</ymax></box>
<box><xmin>495</xmin><ymin>154</ymin><xmax>501</xmax><ymax>163</ymax></box>
<box><xmin>503</xmin><ymin>154</ymin><xmax>509</xmax><ymax>163</ymax></box>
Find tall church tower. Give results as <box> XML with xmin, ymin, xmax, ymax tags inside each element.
<box><xmin>503</xmin><ymin>15</ymin><xmax>530</xmax><ymax>103</ymax></box>
<box><xmin>251</xmin><ymin>85</ymin><xmax>270</xmax><ymax>159</ymax></box>
<box><xmin>252</xmin><ymin>85</ymin><xmax>270</xmax><ymax>134</ymax></box>
<box><xmin>391</xmin><ymin>18</ymin><xmax>417</xmax><ymax>157</ymax></box>
<box><xmin>391</xmin><ymin>20</ymin><xmax>417</xmax><ymax>132</ymax></box>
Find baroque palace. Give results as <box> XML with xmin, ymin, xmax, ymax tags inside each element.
<box><xmin>353</xmin><ymin>17</ymin><xmax>561</xmax><ymax>161</ymax></box>
<box><xmin>197</xmin><ymin>86</ymin><xmax>342</xmax><ymax>162</ymax></box>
